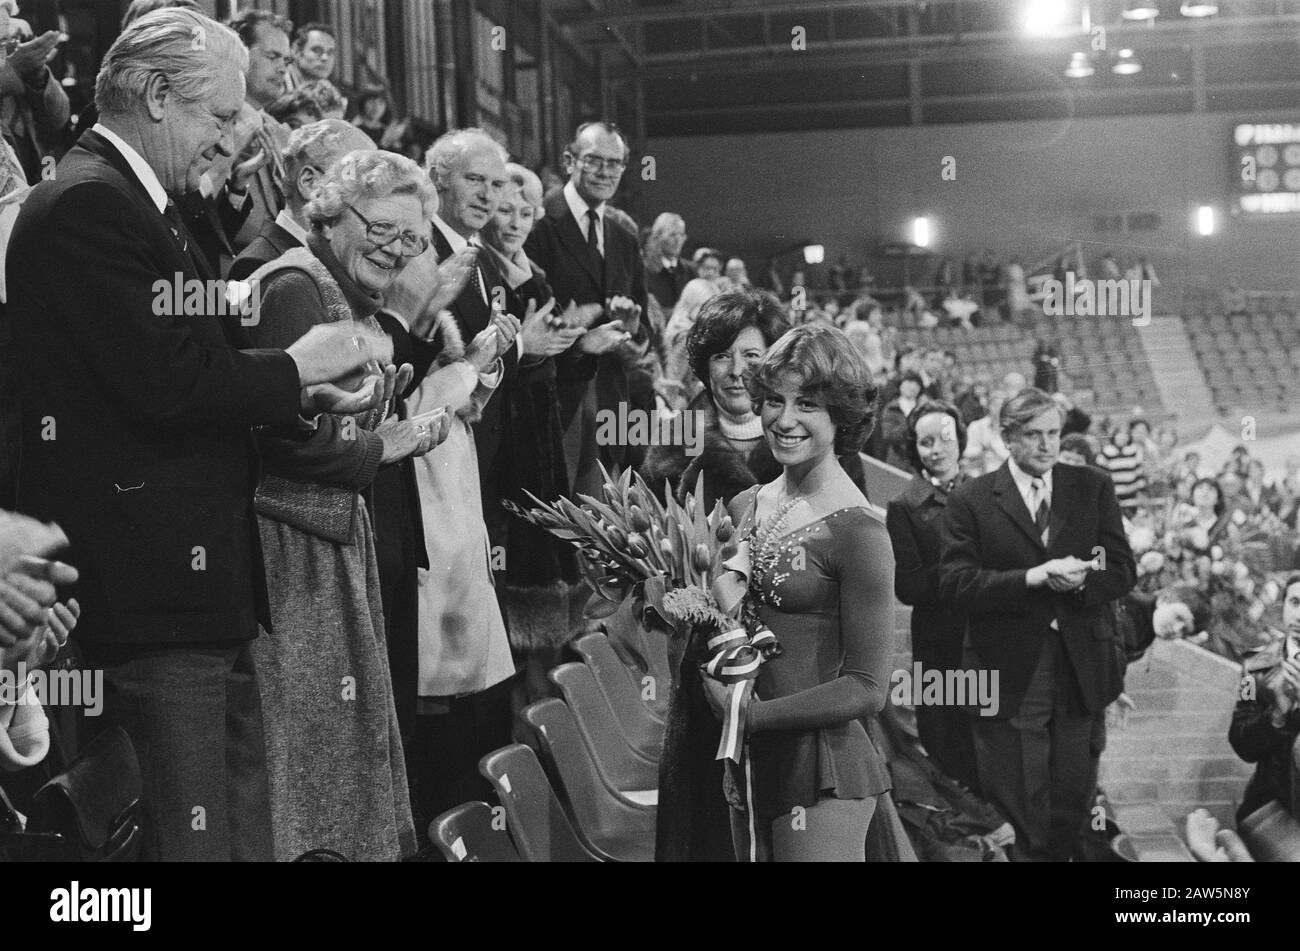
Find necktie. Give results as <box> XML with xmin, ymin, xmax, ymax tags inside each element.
<box><xmin>163</xmin><ymin>201</ymin><xmax>189</xmax><ymax>254</ymax></box>
<box><xmin>1031</xmin><ymin>478</ymin><xmax>1050</xmax><ymax>546</ymax></box>
<box><xmin>466</xmin><ymin>239</ymin><xmax>486</xmax><ymax>305</ymax></box>
<box><xmin>586</xmin><ymin>208</ymin><xmax>602</xmax><ymax>259</ymax></box>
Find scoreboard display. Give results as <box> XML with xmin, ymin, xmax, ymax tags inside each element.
<box><xmin>1233</xmin><ymin>122</ymin><xmax>1300</xmax><ymax>215</ymax></box>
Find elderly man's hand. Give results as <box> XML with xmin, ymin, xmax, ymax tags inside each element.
<box><xmin>0</xmin><ymin>511</ymin><xmax>68</xmax><ymax>578</ymax></box>
<box><xmin>576</xmin><ymin>321</ymin><xmax>632</xmax><ymax>356</ymax></box>
<box><xmin>287</xmin><ymin>322</ymin><xmax>392</xmax><ymax>387</ymax></box>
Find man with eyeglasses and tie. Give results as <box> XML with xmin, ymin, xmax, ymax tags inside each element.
<box><xmin>938</xmin><ymin>387</ymin><xmax>1134</xmax><ymax>861</ymax></box>
<box><xmin>526</xmin><ymin>120</ymin><xmax>648</xmax><ymax>497</ymax></box>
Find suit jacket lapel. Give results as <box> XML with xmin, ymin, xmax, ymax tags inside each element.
<box><xmin>546</xmin><ymin>191</ymin><xmax>602</xmax><ymax>287</ymax></box>
<box><xmin>432</xmin><ymin>224</ymin><xmax>491</xmax><ymax>333</ymax></box>
<box><xmin>1046</xmin><ymin>465</ymin><xmax>1074</xmax><ymax>555</ymax></box>
<box><xmin>993</xmin><ymin>462</ymin><xmax>1046</xmax><ymax>553</ymax></box>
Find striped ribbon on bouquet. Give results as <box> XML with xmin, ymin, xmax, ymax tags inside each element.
<box><xmin>701</xmin><ymin>624</ymin><xmax>779</xmax><ymax>763</ymax></box>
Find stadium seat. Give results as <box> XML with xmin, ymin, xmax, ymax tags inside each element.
<box><xmin>572</xmin><ymin>631</ymin><xmax>666</xmax><ymax>761</ymax></box>
<box><xmin>478</xmin><ymin>745</ymin><xmax>600</xmax><ymax>862</ymax></box>
<box><xmin>519</xmin><ymin>699</ymin><xmax>655</xmax><ymax>862</ymax></box>
<box><xmin>430</xmin><ymin>801</ymin><xmax>522</xmax><ymax>863</ymax></box>
<box><xmin>549</xmin><ymin>663</ymin><xmax>660</xmax><ymax>792</ymax></box>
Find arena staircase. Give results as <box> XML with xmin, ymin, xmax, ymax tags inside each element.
<box><xmin>1134</xmin><ymin>316</ymin><xmax>1218</xmax><ymax>429</ymax></box>
<box><xmin>1099</xmin><ymin>637</ymin><xmax>1252</xmax><ymax>860</ymax></box>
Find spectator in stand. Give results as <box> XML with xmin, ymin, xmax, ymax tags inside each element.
<box><xmin>1240</xmin><ymin>459</ymin><xmax>1273</xmax><ymax>516</ymax></box>
<box><xmin>1229</xmin><ymin>574</ymin><xmax>1300</xmax><ymax>826</ymax></box>
<box><xmin>953</xmin><ymin>372</ymin><xmax>990</xmax><ymax>426</ymax></box>
<box><xmin>921</xmin><ymin>346</ymin><xmax>949</xmax><ymax>400</ymax></box>
<box><xmin>725</xmin><ymin>257</ymin><xmax>750</xmax><ymax>289</ymax></box>
<box><xmin>1225</xmin><ymin>445</ymin><xmax>1252</xmax><ymax>480</ymax></box>
<box><xmin>1003</xmin><ymin>370</ymin><xmax>1028</xmax><ymax>397</ymax></box>
<box><xmin>664</xmin><ymin>248</ymin><xmax>725</xmax><ymax>385</ymax></box>
<box><xmin>199</xmin><ymin>10</ymin><xmax>294</xmax><ymax>266</ymax></box>
<box><xmin>1273</xmin><ymin>454</ymin><xmax>1300</xmax><ymax>527</ymax></box>
<box><xmin>229</xmin><ymin>118</ymin><xmax>374</xmax><ymax>281</ymax></box>
<box><xmin>875</xmin><ymin>370</ymin><xmax>925</xmax><ymax>473</ymax></box>
<box><xmin>1128</xmin><ymin>417</ymin><xmax>1160</xmax><ymax>469</ymax></box>
<box><xmin>524</xmin><ymin>119</ymin><xmax>647</xmax><ymax>497</ymax></box>
<box><xmin>886</xmin><ymin>399</ymin><xmax>980</xmax><ymax>793</ymax></box>
<box><xmin>265</xmin><ymin>86</ymin><xmax>321</xmax><ymax>130</ymax></box>
<box><xmin>644</xmin><ymin>212</ymin><xmax>691</xmax><ymax>311</ymax></box>
<box><xmin>1006</xmin><ymin>256</ymin><xmax>1030</xmax><ymax>320</ymax></box>
<box><xmin>1058</xmin><ymin>433</ymin><xmax>1099</xmax><ymax>469</ymax></box>
<box><xmin>1223</xmin><ymin>280</ymin><xmax>1249</xmax><ymax>318</ymax></box>
<box><xmin>286</xmin><ymin>22</ymin><xmax>337</xmax><ymax>93</ymax></box>
<box><xmin>963</xmin><ymin>385</ymin><xmax>1010</xmax><ymax>475</ymax></box>
<box><xmin>1186</xmin><ymin>478</ymin><xmax>1230</xmax><ymax>548</ymax></box>
<box><xmin>1219</xmin><ymin>470</ymin><xmax>1247</xmax><ymax>517</ymax></box>
<box><xmin>1032</xmin><ymin>338</ymin><xmax>1060</xmax><ymax>394</ymax></box>
<box><xmin>844</xmin><ymin>321</ymin><xmax>890</xmax><ymax>387</ymax></box>
<box><xmin>941</xmin><ymin>288</ymin><xmax>979</xmax><ymax>329</ymax></box>
<box><xmin>1095</xmin><ymin>425</ymin><xmax>1146</xmax><ymax>510</ymax></box>
<box><xmin>1099</xmin><ymin>251</ymin><xmax>1121</xmax><ymax>281</ymax></box>
<box><xmin>353</xmin><ymin>89</ymin><xmax>398</xmax><ymax>148</ymax></box>
<box><xmin>961</xmin><ymin>253</ymin><xmax>979</xmax><ymax>292</ymax></box>
<box><xmin>1054</xmin><ymin>388</ymin><xmax>1091</xmax><ymax>438</ymax></box>
<box><xmin>298</xmin><ymin>78</ymin><xmax>346</xmax><ymax>120</ymax></box>
<box><xmin>0</xmin><ymin>3</ymin><xmax>70</xmax><ymax>186</ymax></box>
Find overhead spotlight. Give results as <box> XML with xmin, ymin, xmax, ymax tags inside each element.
<box><xmin>1196</xmin><ymin>205</ymin><xmax>1215</xmax><ymax>236</ymax></box>
<box><xmin>912</xmin><ymin>217</ymin><xmax>931</xmax><ymax>248</ymax></box>
<box><xmin>1122</xmin><ymin>1</ymin><xmax>1159</xmax><ymax>18</ymax></box>
<box><xmin>1065</xmin><ymin>52</ymin><xmax>1095</xmax><ymax>78</ymax></box>
<box><xmin>803</xmin><ymin>245</ymin><xmax>825</xmax><ymax>265</ymax></box>
<box><xmin>1022</xmin><ymin>0</ymin><xmax>1067</xmax><ymax>36</ymax></box>
<box><xmin>1180</xmin><ymin>2</ymin><xmax>1218</xmax><ymax>16</ymax></box>
<box><xmin>1113</xmin><ymin>48</ymin><xmax>1142</xmax><ymax>75</ymax></box>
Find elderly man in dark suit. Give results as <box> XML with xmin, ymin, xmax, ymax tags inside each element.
<box><xmin>939</xmin><ymin>387</ymin><xmax>1135</xmax><ymax>861</ymax></box>
<box><xmin>229</xmin><ymin>117</ymin><xmax>373</xmax><ymax>281</ymax></box>
<box><xmin>525</xmin><ymin>120</ymin><xmax>647</xmax><ymax>496</ymax></box>
<box><xmin>6</xmin><ymin>8</ymin><xmax>391</xmax><ymax>861</ymax></box>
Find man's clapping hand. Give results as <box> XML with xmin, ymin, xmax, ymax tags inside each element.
<box><xmin>466</xmin><ymin>312</ymin><xmax>521</xmax><ymax>372</ymax></box>
<box><xmin>607</xmin><ymin>294</ymin><xmax>641</xmax><ymax>333</ymax></box>
<box><xmin>577</xmin><ymin>321</ymin><xmax>632</xmax><ymax>355</ymax></box>
<box><xmin>5</xmin><ymin>29</ymin><xmax>63</xmax><ymax>80</ymax></box>
<box><xmin>519</xmin><ymin>298</ymin><xmax>584</xmax><ymax>359</ymax></box>
<box><xmin>388</xmin><ymin>247</ymin><xmax>477</xmax><ymax>340</ymax></box>
<box><xmin>288</xmin><ymin>321</ymin><xmax>393</xmax><ymax>390</ymax></box>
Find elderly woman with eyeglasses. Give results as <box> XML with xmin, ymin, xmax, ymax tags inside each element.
<box><xmin>243</xmin><ymin>149</ymin><xmax>479</xmax><ymax>862</ymax></box>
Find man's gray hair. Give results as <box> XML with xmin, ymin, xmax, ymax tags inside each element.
<box><xmin>306</xmin><ymin>149</ymin><xmax>438</xmax><ymax>226</ymax></box>
<box><xmin>423</xmin><ymin>127</ymin><xmax>507</xmax><ymax>191</ymax></box>
<box><xmin>96</xmin><ymin>8</ymin><xmax>248</xmax><ymax>117</ymax></box>
<box><xmin>284</xmin><ymin>119</ymin><xmax>372</xmax><ymax>187</ymax></box>
<box><xmin>651</xmin><ymin>212</ymin><xmax>684</xmax><ymax>238</ymax></box>
<box><xmin>999</xmin><ymin>386</ymin><xmax>1063</xmax><ymax>436</ymax></box>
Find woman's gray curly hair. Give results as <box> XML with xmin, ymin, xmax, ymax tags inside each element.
<box><xmin>306</xmin><ymin>149</ymin><xmax>438</xmax><ymax>227</ymax></box>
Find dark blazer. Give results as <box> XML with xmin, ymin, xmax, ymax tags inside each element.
<box><xmin>646</xmin><ymin>258</ymin><xmax>692</xmax><ymax>310</ymax></box>
<box><xmin>524</xmin><ymin>189</ymin><xmax>648</xmax><ymax>435</ymax></box>
<box><xmin>430</xmin><ymin>222</ymin><xmax>518</xmax><ymax>489</ymax></box>
<box><xmin>938</xmin><ymin>461</ymin><xmax>1135</xmax><ymax>719</ymax></box>
<box><xmin>178</xmin><ymin>186</ymin><xmax>254</xmax><ymax>280</ymax></box>
<box><xmin>7</xmin><ymin>130</ymin><xmax>302</xmax><ymax>648</ymax></box>
<box><xmin>229</xmin><ymin>219</ymin><xmax>302</xmax><ymax>282</ymax></box>
<box><xmin>887</xmin><ymin>476</ymin><xmax>967</xmax><ymax>666</ymax></box>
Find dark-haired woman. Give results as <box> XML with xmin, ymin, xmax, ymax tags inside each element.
<box><xmin>1229</xmin><ymin>574</ymin><xmax>1300</xmax><ymax>826</ymax></box>
<box><xmin>641</xmin><ymin>287</ymin><xmax>788</xmax><ymax>510</ymax></box>
<box><xmin>876</xmin><ymin>371</ymin><xmax>926</xmax><ymax>473</ymax></box>
<box><xmin>885</xmin><ymin>400</ymin><xmax>980</xmax><ymax>792</ymax></box>
<box><xmin>702</xmin><ymin>323</ymin><xmax>895</xmax><ymax>862</ymax></box>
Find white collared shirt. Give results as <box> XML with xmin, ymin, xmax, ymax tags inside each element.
<box><xmin>274</xmin><ymin>208</ymin><xmax>309</xmax><ymax>246</ymax></box>
<box><xmin>431</xmin><ymin>214</ymin><xmax>526</xmax><ymax>360</ymax></box>
<box><xmin>92</xmin><ymin>123</ymin><xmax>168</xmax><ymax>213</ymax></box>
<box><xmin>563</xmin><ymin>180</ymin><xmax>604</xmax><ymax>256</ymax></box>
<box><xmin>1008</xmin><ymin>456</ymin><xmax>1053</xmax><ymax>520</ymax></box>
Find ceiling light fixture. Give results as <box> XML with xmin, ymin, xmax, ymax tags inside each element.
<box><xmin>1180</xmin><ymin>3</ymin><xmax>1219</xmax><ymax>17</ymax></box>
<box><xmin>1113</xmin><ymin>48</ymin><xmax>1142</xmax><ymax>75</ymax></box>
<box><xmin>1065</xmin><ymin>51</ymin><xmax>1095</xmax><ymax>78</ymax></box>
<box><xmin>1122</xmin><ymin>1</ymin><xmax>1159</xmax><ymax>19</ymax></box>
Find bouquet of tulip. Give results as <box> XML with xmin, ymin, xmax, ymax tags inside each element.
<box><xmin>1128</xmin><ymin>498</ymin><xmax>1285</xmax><ymax>659</ymax></box>
<box><xmin>503</xmin><ymin>463</ymin><xmax>744</xmax><ymax>625</ymax></box>
<box><xmin>505</xmin><ymin>464</ymin><xmax>779</xmax><ymax>762</ymax></box>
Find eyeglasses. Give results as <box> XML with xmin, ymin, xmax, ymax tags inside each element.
<box><xmin>346</xmin><ymin>204</ymin><xmax>430</xmax><ymax>257</ymax></box>
<box><xmin>575</xmin><ymin>155</ymin><xmax>628</xmax><ymax>174</ymax></box>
